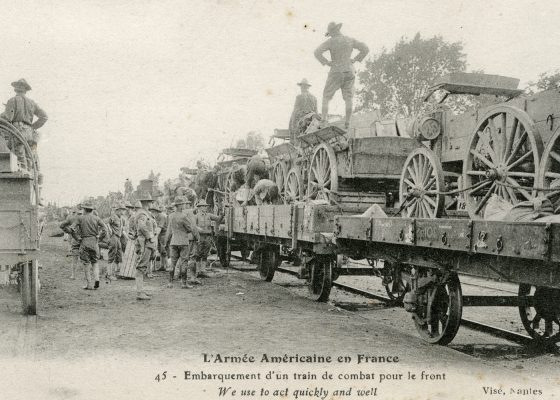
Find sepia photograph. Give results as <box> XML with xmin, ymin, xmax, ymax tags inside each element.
<box><xmin>1</xmin><ymin>1</ymin><xmax>559</xmax><ymax>399</ymax></box>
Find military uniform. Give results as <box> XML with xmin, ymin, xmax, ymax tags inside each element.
<box><xmin>165</xmin><ymin>197</ymin><xmax>200</xmax><ymax>287</ymax></box>
<box><xmin>59</xmin><ymin>211</ymin><xmax>80</xmax><ymax>279</ymax></box>
<box><xmin>194</xmin><ymin>201</ymin><xmax>223</xmax><ymax>277</ymax></box>
<box><xmin>253</xmin><ymin>179</ymin><xmax>280</xmax><ymax>205</ymax></box>
<box><xmin>289</xmin><ymin>79</ymin><xmax>318</xmax><ymax>141</ymax></box>
<box><xmin>71</xmin><ymin>203</ymin><xmax>107</xmax><ymax>289</ymax></box>
<box><xmin>1</xmin><ymin>79</ymin><xmax>48</xmax><ymax>172</ymax></box>
<box><xmin>135</xmin><ymin>208</ymin><xmax>157</xmax><ymax>272</ymax></box>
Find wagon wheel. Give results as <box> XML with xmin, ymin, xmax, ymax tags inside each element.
<box><xmin>537</xmin><ymin>128</ymin><xmax>560</xmax><ymax>208</ymax></box>
<box><xmin>308</xmin><ymin>143</ymin><xmax>338</xmax><ymax>202</ymax></box>
<box><xmin>257</xmin><ymin>246</ymin><xmax>279</xmax><ymax>282</ymax></box>
<box><xmin>413</xmin><ymin>272</ymin><xmax>462</xmax><ymax>345</ymax></box>
<box><xmin>463</xmin><ymin>105</ymin><xmax>542</xmax><ymax>219</ymax></box>
<box><xmin>518</xmin><ymin>284</ymin><xmax>560</xmax><ymax>344</ymax></box>
<box><xmin>306</xmin><ymin>256</ymin><xmax>333</xmax><ymax>302</ymax></box>
<box><xmin>285</xmin><ymin>167</ymin><xmax>303</xmax><ymax>202</ymax></box>
<box><xmin>399</xmin><ymin>147</ymin><xmax>445</xmax><ymax>218</ymax></box>
<box><xmin>271</xmin><ymin>161</ymin><xmax>288</xmax><ymax>200</ymax></box>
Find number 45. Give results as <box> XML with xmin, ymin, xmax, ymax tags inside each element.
<box><xmin>155</xmin><ymin>371</ymin><xmax>167</xmax><ymax>382</ymax></box>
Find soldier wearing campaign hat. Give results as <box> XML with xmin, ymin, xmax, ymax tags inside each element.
<box><xmin>134</xmin><ymin>192</ymin><xmax>157</xmax><ymax>299</ymax></box>
<box><xmin>149</xmin><ymin>202</ymin><xmax>168</xmax><ymax>271</ymax></box>
<box><xmin>71</xmin><ymin>200</ymin><xmax>107</xmax><ymax>290</ymax></box>
<box><xmin>289</xmin><ymin>78</ymin><xmax>318</xmax><ymax>141</ymax></box>
<box><xmin>1</xmin><ymin>78</ymin><xmax>48</xmax><ymax>174</ymax></box>
<box><xmin>106</xmin><ymin>202</ymin><xmax>127</xmax><ymax>280</ymax></box>
<box><xmin>164</xmin><ymin>196</ymin><xmax>199</xmax><ymax>289</ymax></box>
<box><xmin>59</xmin><ymin>205</ymin><xmax>82</xmax><ymax>279</ymax></box>
<box><xmin>314</xmin><ymin>22</ymin><xmax>369</xmax><ymax>129</ymax></box>
<box><xmin>194</xmin><ymin>199</ymin><xmax>223</xmax><ymax>277</ymax></box>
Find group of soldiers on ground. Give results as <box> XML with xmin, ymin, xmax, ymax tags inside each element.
<box><xmin>59</xmin><ymin>190</ymin><xmax>222</xmax><ymax>300</ymax></box>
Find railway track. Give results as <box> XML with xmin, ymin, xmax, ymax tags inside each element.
<box><xmin>223</xmin><ymin>254</ymin><xmax>535</xmax><ymax>346</ymax></box>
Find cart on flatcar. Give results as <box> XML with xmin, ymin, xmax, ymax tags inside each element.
<box><xmin>398</xmin><ymin>72</ymin><xmax>560</xmax><ymax>219</ymax></box>
<box><xmin>0</xmin><ymin>120</ymin><xmax>41</xmax><ymax>315</ymax></box>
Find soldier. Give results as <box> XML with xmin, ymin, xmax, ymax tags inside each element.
<box><xmin>59</xmin><ymin>206</ymin><xmax>82</xmax><ymax>279</ymax></box>
<box><xmin>150</xmin><ymin>203</ymin><xmax>168</xmax><ymax>271</ymax></box>
<box><xmin>165</xmin><ymin>196</ymin><xmax>199</xmax><ymax>289</ymax></box>
<box><xmin>1</xmin><ymin>79</ymin><xmax>48</xmax><ymax>173</ymax></box>
<box><xmin>106</xmin><ymin>203</ymin><xmax>126</xmax><ymax>281</ymax></box>
<box><xmin>135</xmin><ymin>193</ymin><xmax>157</xmax><ymax>300</ymax></box>
<box><xmin>314</xmin><ymin>22</ymin><xmax>369</xmax><ymax>129</ymax></box>
<box><xmin>71</xmin><ymin>201</ymin><xmax>107</xmax><ymax>290</ymax></box>
<box><xmin>289</xmin><ymin>79</ymin><xmax>318</xmax><ymax>141</ymax></box>
<box><xmin>194</xmin><ymin>199</ymin><xmax>223</xmax><ymax>278</ymax></box>
<box><xmin>245</xmin><ymin>155</ymin><xmax>268</xmax><ymax>189</ymax></box>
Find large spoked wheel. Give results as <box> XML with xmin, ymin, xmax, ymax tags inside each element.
<box><xmin>399</xmin><ymin>147</ymin><xmax>445</xmax><ymax>218</ymax></box>
<box><xmin>538</xmin><ymin>128</ymin><xmax>560</xmax><ymax>208</ymax></box>
<box><xmin>413</xmin><ymin>272</ymin><xmax>462</xmax><ymax>345</ymax></box>
<box><xmin>306</xmin><ymin>256</ymin><xmax>333</xmax><ymax>302</ymax></box>
<box><xmin>258</xmin><ymin>247</ymin><xmax>279</xmax><ymax>282</ymax></box>
<box><xmin>463</xmin><ymin>105</ymin><xmax>542</xmax><ymax>219</ymax></box>
<box><xmin>285</xmin><ymin>167</ymin><xmax>303</xmax><ymax>203</ymax></box>
<box><xmin>518</xmin><ymin>284</ymin><xmax>560</xmax><ymax>344</ymax></box>
<box><xmin>308</xmin><ymin>143</ymin><xmax>338</xmax><ymax>202</ymax></box>
<box><xmin>271</xmin><ymin>161</ymin><xmax>288</xmax><ymax>200</ymax></box>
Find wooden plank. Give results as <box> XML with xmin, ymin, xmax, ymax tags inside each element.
<box><xmin>21</xmin><ymin>262</ymin><xmax>31</xmax><ymax>314</ymax></box>
<box><xmin>29</xmin><ymin>259</ymin><xmax>38</xmax><ymax>315</ymax></box>
<box><xmin>118</xmin><ymin>240</ymin><xmax>137</xmax><ymax>278</ymax></box>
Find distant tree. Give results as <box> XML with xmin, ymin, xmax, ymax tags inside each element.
<box><xmin>526</xmin><ymin>70</ymin><xmax>560</xmax><ymax>94</ymax></box>
<box><xmin>357</xmin><ymin>33</ymin><xmax>472</xmax><ymax>117</ymax></box>
<box><xmin>235</xmin><ymin>131</ymin><xmax>264</xmax><ymax>151</ymax></box>
<box><xmin>148</xmin><ymin>170</ymin><xmax>161</xmax><ymax>188</ymax></box>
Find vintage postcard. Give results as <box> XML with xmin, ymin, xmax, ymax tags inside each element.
<box><xmin>0</xmin><ymin>1</ymin><xmax>559</xmax><ymax>399</ymax></box>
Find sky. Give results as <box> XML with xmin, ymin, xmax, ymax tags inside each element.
<box><xmin>0</xmin><ymin>0</ymin><xmax>558</xmax><ymax>205</ymax></box>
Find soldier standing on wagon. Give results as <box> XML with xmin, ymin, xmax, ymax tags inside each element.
<box><xmin>165</xmin><ymin>196</ymin><xmax>199</xmax><ymax>289</ymax></box>
<box><xmin>194</xmin><ymin>199</ymin><xmax>223</xmax><ymax>278</ymax></box>
<box><xmin>71</xmin><ymin>201</ymin><xmax>107</xmax><ymax>290</ymax></box>
<box><xmin>1</xmin><ymin>79</ymin><xmax>48</xmax><ymax>174</ymax></box>
<box><xmin>314</xmin><ymin>22</ymin><xmax>369</xmax><ymax>129</ymax></box>
<box><xmin>289</xmin><ymin>78</ymin><xmax>318</xmax><ymax>141</ymax></box>
<box><xmin>135</xmin><ymin>193</ymin><xmax>157</xmax><ymax>300</ymax></box>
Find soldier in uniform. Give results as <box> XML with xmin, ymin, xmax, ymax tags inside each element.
<box><xmin>165</xmin><ymin>196</ymin><xmax>199</xmax><ymax>289</ymax></box>
<box><xmin>71</xmin><ymin>201</ymin><xmax>107</xmax><ymax>290</ymax></box>
<box><xmin>150</xmin><ymin>203</ymin><xmax>168</xmax><ymax>271</ymax></box>
<box><xmin>314</xmin><ymin>22</ymin><xmax>369</xmax><ymax>129</ymax></box>
<box><xmin>289</xmin><ymin>78</ymin><xmax>318</xmax><ymax>141</ymax></box>
<box><xmin>59</xmin><ymin>206</ymin><xmax>82</xmax><ymax>279</ymax></box>
<box><xmin>135</xmin><ymin>193</ymin><xmax>157</xmax><ymax>300</ymax></box>
<box><xmin>1</xmin><ymin>79</ymin><xmax>48</xmax><ymax>173</ymax></box>
<box><xmin>194</xmin><ymin>199</ymin><xmax>223</xmax><ymax>277</ymax></box>
<box><xmin>106</xmin><ymin>203</ymin><xmax>126</xmax><ymax>281</ymax></box>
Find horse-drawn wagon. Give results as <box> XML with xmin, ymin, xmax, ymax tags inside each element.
<box><xmin>0</xmin><ymin>119</ymin><xmax>41</xmax><ymax>314</ymax></box>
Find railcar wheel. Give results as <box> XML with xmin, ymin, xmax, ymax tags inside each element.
<box><xmin>537</xmin><ymin>128</ymin><xmax>560</xmax><ymax>208</ymax></box>
<box><xmin>271</xmin><ymin>161</ymin><xmax>288</xmax><ymax>200</ymax></box>
<box><xmin>518</xmin><ymin>284</ymin><xmax>560</xmax><ymax>344</ymax></box>
<box><xmin>463</xmin><ymin>105</ymin><xmax>542</xmax><ymax>219</ymax></box>
<box><xmin>399</xmin><ymin>147</ymin><xmax>445</xmax><ymax>218</ymax></box>
<box><xmin>413</xmin><ymin>272</ymin><xmax>462</xmax><ymax>345</ymax></box>
<box><xmin>307</xmin><ymin>256</ymin><xmax>333</xmax><ymax>302</ymax></box>
<box><xmin>258</xmin><ymin>247</ymin><xmax>279</xmax><ymax>282</ymax></box>
<box><xmin>308</xmin><ymin>143</ymin><xmax>338</xmax><ymax>202</ymax></box>
<box><xmin>285</xmin><ymin>167</ymin><xmax>303</xmax><ymax>202</ymax></box>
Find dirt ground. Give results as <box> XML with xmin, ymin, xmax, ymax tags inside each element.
<box><xmin>0</xmin><ymin>233</ymin><xmax>559</xmax><ymax>400</ymax></box>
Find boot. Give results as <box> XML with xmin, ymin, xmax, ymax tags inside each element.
<box><xmin>83</xmin><ymin>263</ymin><xmax>94</xmax><ymax>290</ymax></box>
<box><xmin>92</xmin><ymin>263</ymin><xmax>100</xmax><ymax>289</ymax></box>
<box><xmin>197</xmin><ymin>261</ymin><xmax>211</xmax><ymax>278</ymax></box>
<box><xmin>187</xmin><ymin>266</ymin><xmax>201</xmax><ymax>285</ymax></box>
<box><xmin>136</xmin><ymin>271</ymin><xmax>151</xmax><ymax>300</ymax></box>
